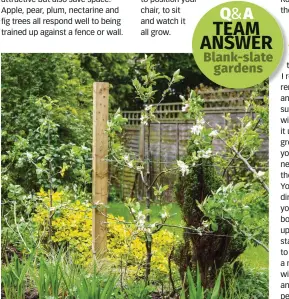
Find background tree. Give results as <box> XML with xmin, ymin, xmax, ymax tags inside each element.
<box><xmin>1</xmin><ymin>54</ymin><xmax>93</xmax><ymax>195</ymax></box>
<box><xmin>80</xmin><ymin>53</ymin><xmax>216</xmax><ymax>110</ymax></box>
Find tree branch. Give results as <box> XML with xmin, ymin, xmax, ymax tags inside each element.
<box><xmin>206</xmin><ymin>121</ymin><xmax>269</xmax><ymax>193</ymax></box>
<box><xmin>231</xmin><ymin>145</ymin><xmax>269</xmax><ymax>193</ymax></box>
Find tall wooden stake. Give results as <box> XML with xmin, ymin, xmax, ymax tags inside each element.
<box><xmin>92</xmin><ymin>82</ymin><xmax>109</xmax><ymax>256</ymax></box>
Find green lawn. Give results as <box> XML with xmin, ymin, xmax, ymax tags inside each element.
<box><xmin>108</xmin><ymin>201</ymin><xmax>268</xmax><ymax>271</ymax></box>
<box><xmin>108</xmin><ymin>201</ymin><xmax>182</xmax><ymax>234</ymax></box>
<box><xmin>239</xmin><ymin>245</ymin><xmax>268</xmax><ymax>270</ymax></box>
<box><xmin>108</xmin><ymin>201</ymin><xmax>182</xmax><ymax>223</ymax></box>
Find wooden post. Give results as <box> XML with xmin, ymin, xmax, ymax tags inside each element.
<box><xmin>176</xmin><ymin>123</ymin><xmax>180</xmax><ymax>160</ymax></box>
<box><xmin>92</xmin><ymin>82</ymin><xmax>109</xmax><ymax>256</ymax></box>
<box><xmin>159</xmin><ymin>123</ymin><xmax>162</xmax><ymax>184</ymax></box>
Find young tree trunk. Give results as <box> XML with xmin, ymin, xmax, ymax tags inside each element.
<box><xmin>145</xmin><ymin>234</ymin><xmax>153</xmax><ymax>285</ymax></box>
<box><xmin>145</xmin><ymin>121</ymin><xmax>153</xmax><ymax>284</ymax></box>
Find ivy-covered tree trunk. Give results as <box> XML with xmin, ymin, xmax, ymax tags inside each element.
<box><xmin>175</xmin><ymin>138</ymin><xmax>246</xmax><ymax>288</ymax></box>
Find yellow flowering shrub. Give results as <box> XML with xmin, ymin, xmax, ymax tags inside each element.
<box><xmin>33</xmin><ymin>189</ymin><xmax>92</xmax><ymax>264</ymax></box>
<box><xmin>34</xmin><ymin>189</ymin><xmax>179</xmax><ymax>281</ymax></box>
<box><xmin>107</xmin><ymin>217</ymin><xmax>179</xmax><ymax>282</ymax></box>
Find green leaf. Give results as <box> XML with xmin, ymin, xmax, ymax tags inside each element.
<box><xmin>234</xmin><ymin>182</ymin><xmax>245</xmax><ymax>190</ymax></box>
<box><xmin>211</xmin><ymin>271</ymin><xmax>222</xmax><ymax>299</ymax></box>
<box><xmin>211</xmin><ymin>222</ymin><xmax>218</xmax><ymax>232</ymax></box>
<box><xmin>135</xmin><ymin>202</ymin><xmax>141</xmax><ymax>211</ymax></box>
<box><xmin>196</xmin><ymin>264</ymin><xmax>203</xmax><ymax>299</ymax></box>
<box><xmin>187</xmin><ymin>268</ymin><xmax>196</xmax><ymax>299</ymax></box>
<box><xmin>173</xmin><ymin>69</ymin><xmax>180</xmax><ymax>77</ymax></box>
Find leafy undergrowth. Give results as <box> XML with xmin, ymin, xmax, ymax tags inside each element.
<box><xmin>1</xmin><ymin>254</ymin><xmax>117</xmax><ymax>299</ymax></box>
<box><xmin>109</xmin><ymin>202</ymin><xmax>269</xmax><ymax>271</ymax></box>
<box><xmin>2</xmin><ymin>193</ymin><xmax>268</xmax><ymax>299</ymax></box>
<box><xmin>33</xmin><ymin>190</ymin><xmax>180</xmax><ymax>286</ymax></box>
<box><xmin>1</xmin><ymin>253</ymin><xmax>268</xmax><ymax>299</ymax></box>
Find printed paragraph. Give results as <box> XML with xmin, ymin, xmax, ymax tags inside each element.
<box><xmin>279</xmin><ymin>61</ymin><xmax>289</xmax><ymax>294</ymax></box>
<box><xmin>140</xmin><ymin>0</ymin><xmax>196</xmax><ymax>37</ymax></box>
<box><xmin>0</xmin><ymin>1</ymin><xmax>123</xmax><ymax>37</ymax></box>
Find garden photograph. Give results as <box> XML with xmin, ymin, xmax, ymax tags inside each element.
<box><xmin>1</xmin><ymin>53</ymin><xmax>269</xmax><ymax>298</ymax></box>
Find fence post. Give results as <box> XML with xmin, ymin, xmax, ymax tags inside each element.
<box><xmin>159</xmin><ymin>122</ymin><xmax>162</xmax><ymax>183</ymax></box>
<box><xmin>176</xmin><ymin>123</ymin><xmax>180</xmax><ymax>160</ymax></box>
<box><xmin>92</xmin><ymin>82</ymin><xmax>109</xmax><ymax>256</ymax></box>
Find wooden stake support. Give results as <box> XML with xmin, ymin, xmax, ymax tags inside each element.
<box><xmin>92</xmin><ymin>82</ymin><xmax>109</xmax><ymax>256</ymax></box>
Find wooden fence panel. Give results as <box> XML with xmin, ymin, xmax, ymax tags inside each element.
<box><xmin>110</xmin><ymin>91</ymin><xmax>268</xmax><ymax>202</ymax></box>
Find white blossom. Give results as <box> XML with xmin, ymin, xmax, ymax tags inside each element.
<box><xmin>191</xmin><ymin>124</ymin><xmax>203</xmax><ymax>135</ymax></box>
<box><xmin>198</xmin><ymin>148</ymin><xmax>212</xmax><ymax>159</ymax></box>
<box><xmin>137</xmin><ymin>220</ymin><xmax>145</xmax><ymax>229</ymax></box>
<box><xmin>145</xmin><ymin>105</ymin><xmax>153</xmax><ymax>111</ymax></box>
<box><xmin>256</xmin><ymin>171</ymin><xmax>265</xmax><ymax>178</ymax></box>
<box><xmin>136</xmin><ymin>211</ymin><xmax>146</xmax><ymax>230</ymax></box>
<box><xmin>140</xmin><ymin>115</ymin><xmax>149</xmax><ymax>126</ymax></box>
<box><xmin>137</xmin><ymin>211</ymin><xmax>145</xmax><ymax>220</ymax></box>
<box><xmin>161</xmin><ymin>211</ymin><xmax>168</xmax><ymax>219</ymax></box>
<box><xmin>217</xmin><ymin>183</ymin><xmax>234</xmax><ymax>194</ymax></box>
<box><xmin>127</xmin><ymin>161</ymin><xmax>133</xmax><ymax>168</ymax></box>
<box><xmin>123</xmin><ymin>155</ymin><xmax>129</xmax><ymax>162</ymax></box>
<box><xmin>177</xmin><ymin>160</ymin><xmax>190</xmax><ymax>176</ymax></box>
<box><xmin>245</xmin><ymin>122</ymin><xmax>251</xmax><ymax>129</ymax></box>
<box><xmin>197</xmin><ymin>118</ymin><xmax>205</xmax><ymax>125</ymax></box>
<box><xmin>209</xmin><ymin>130</ymin><xmax>218</xmax><ymax>137</ymax></box>
<box><xmin>182</xmin><ymin>103</ymin><xmax>190</xmax><ymax>112</ymax></box>
<box><xmin>26</xmin><ymin>152</ymin><xmax>33</xmax><ymax>160</ymax></box>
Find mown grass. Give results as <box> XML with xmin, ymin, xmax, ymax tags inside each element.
<box><xmin>108</xmin><ymin>201</ymin><xmax>183</xmax><ymax>234</ymax></box>
<box><xmin>108</xmin><ymin>201</ymin><xmax>268</xmax><ymax>271</ymax></box>
<box><xmin>239</xmin><ymin>245</ymin><xmax>268</xmax><ymax>270</ymax></box>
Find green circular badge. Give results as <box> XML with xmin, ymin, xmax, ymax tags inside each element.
<box><xmin>192</xmin><ymin>1</ymin><xmax>284</xmax><ymax>88</ymax></box>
